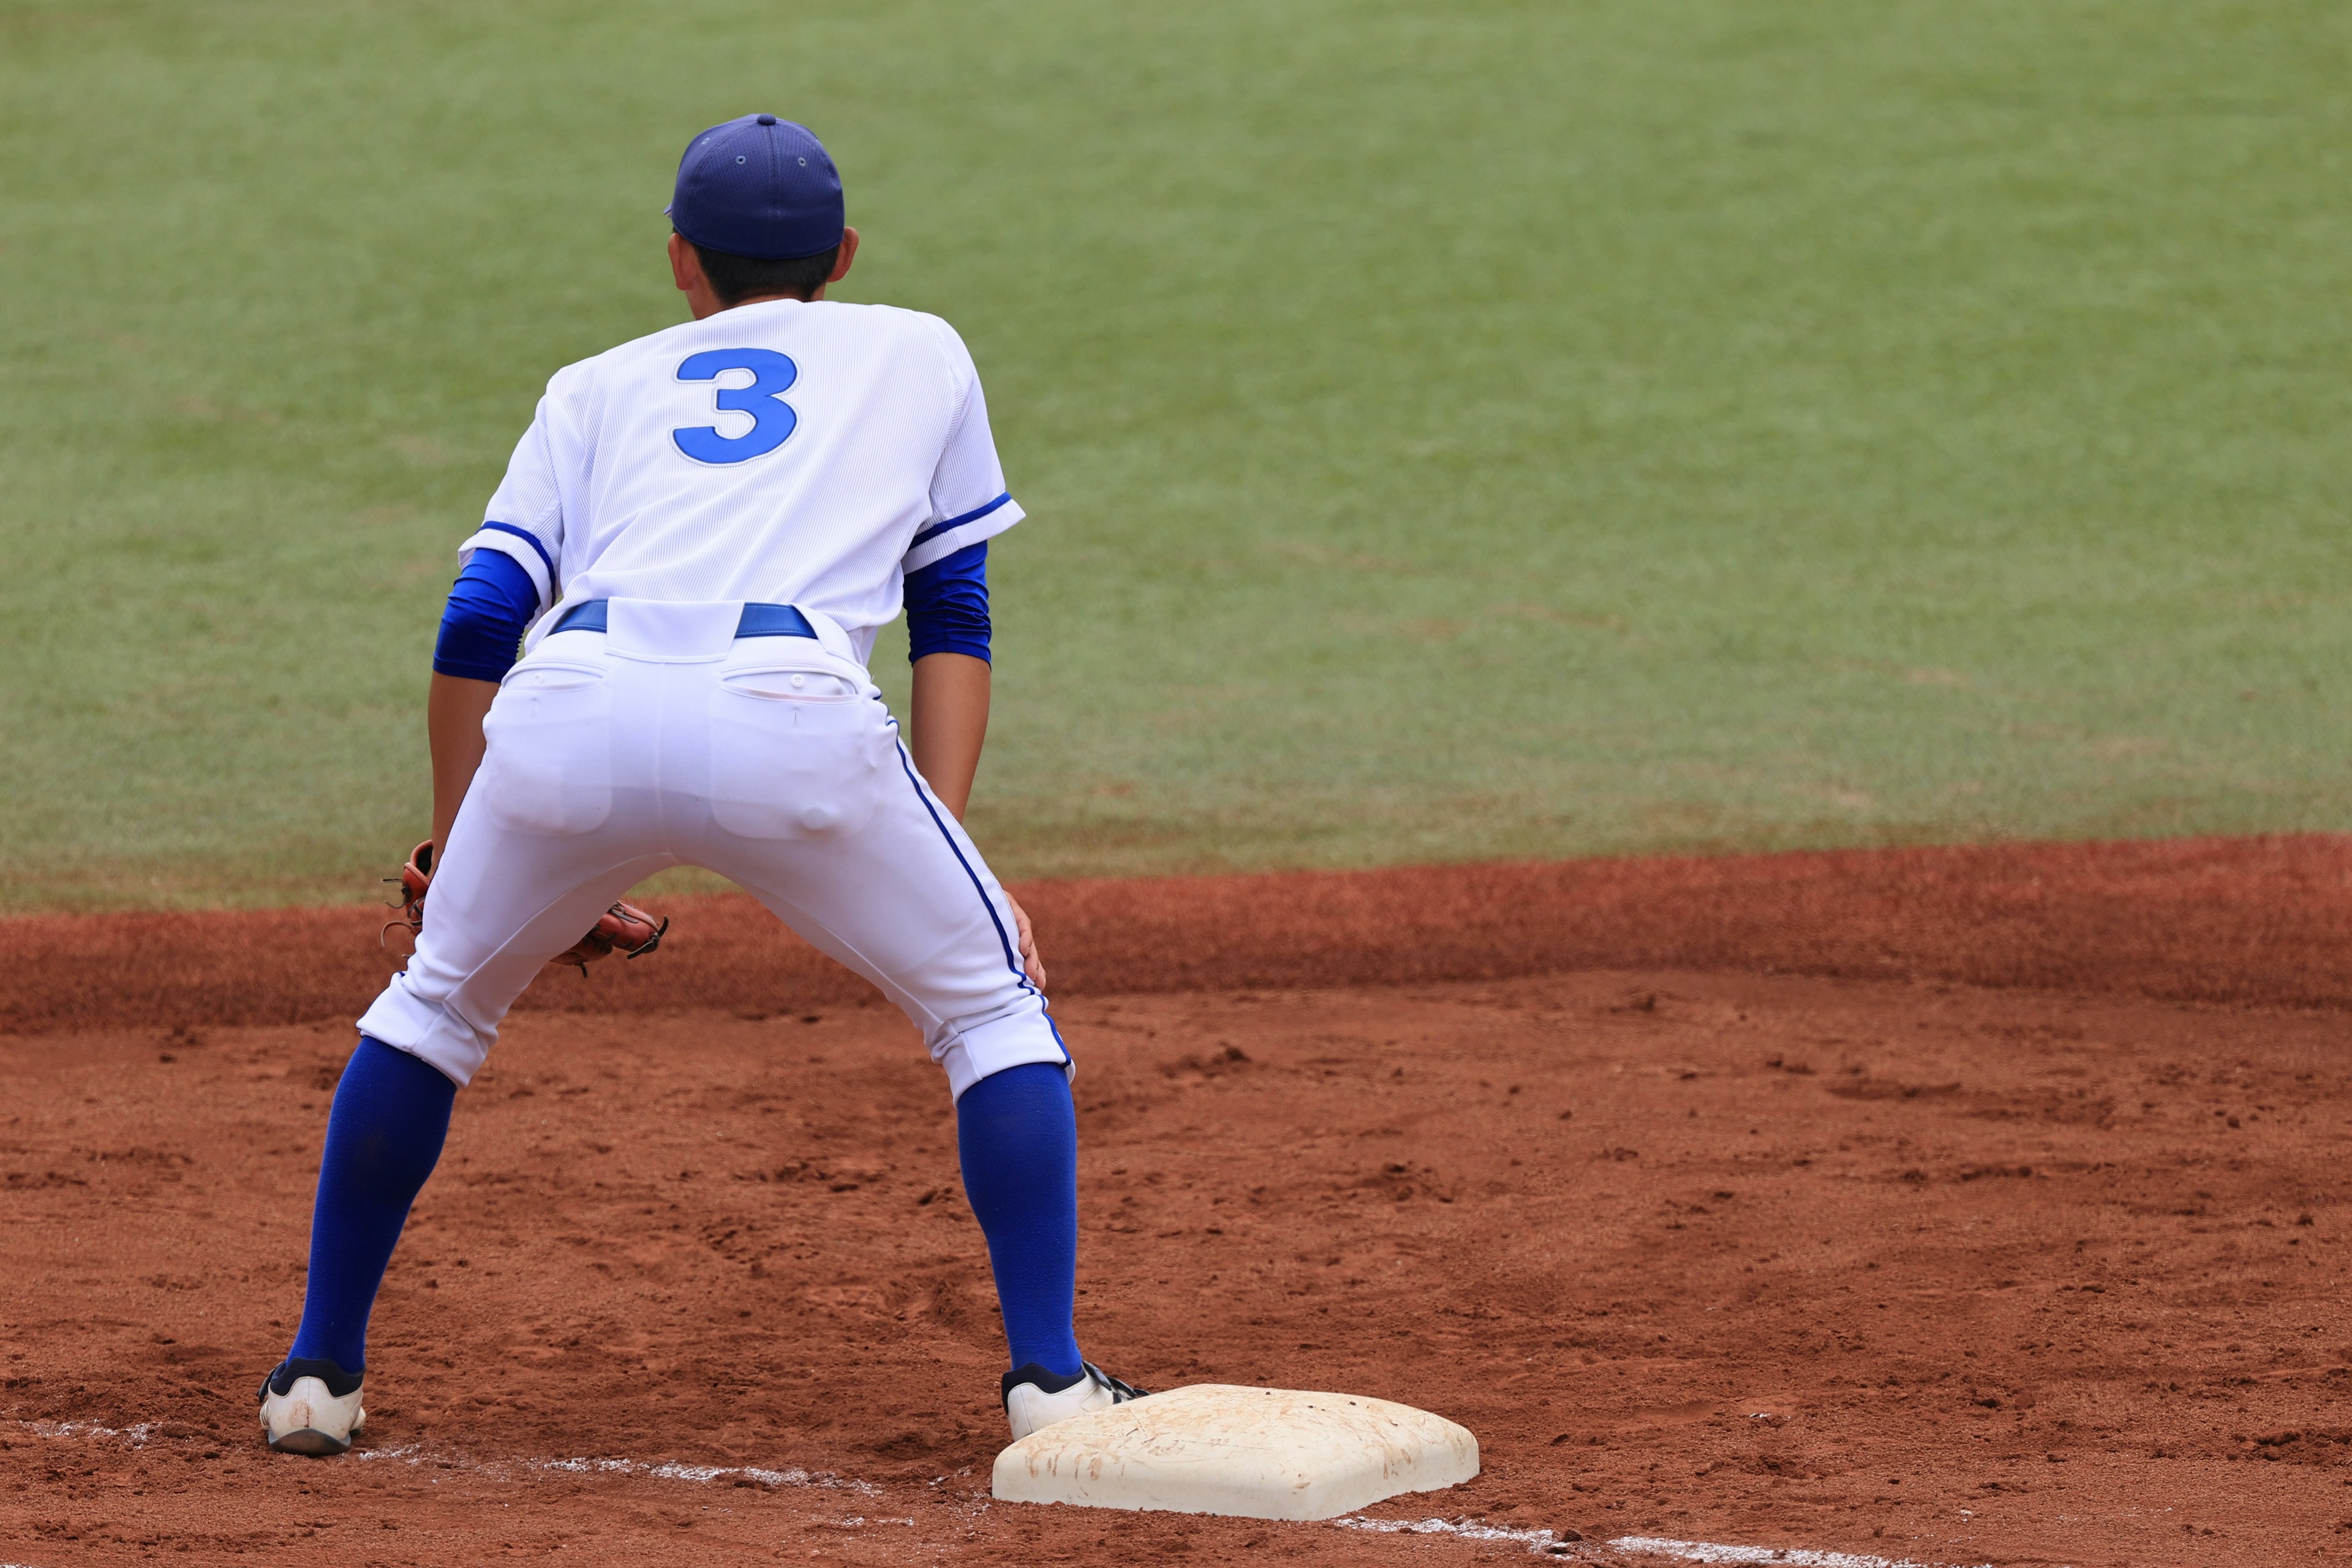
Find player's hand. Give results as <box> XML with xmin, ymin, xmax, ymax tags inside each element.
<box><xmin>1007</xmin><ymin>892</ymin><xmax>1046</xmax><ymax>989</ymax></box>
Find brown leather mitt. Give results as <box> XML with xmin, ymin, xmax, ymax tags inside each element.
<box><xmin>382</xmin><ymin>839</ymin><xmax>668</xmax><ymax>976</ymax></box>
<box><xmin>380</xmin><ymin>839</ymin><xmax>435</xmax><ymax>955</ymax></box>
<box><xmin>545</xmin><ymin>899</ymin><xmax>669</xmax><ymax>976</ymax></box>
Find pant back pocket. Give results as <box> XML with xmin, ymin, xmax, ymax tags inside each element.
<box><xmin>477</xmin><ymin>662</ymin><xmax>614</xmax><ymax>835</ymax></box>
<box><xmin>707</xmin><ymin>667</ymin><xmax>888</xmax><ymax>840</ymax></box>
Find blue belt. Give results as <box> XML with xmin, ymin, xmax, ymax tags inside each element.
<box><xmin>551</xmin><ymin>600</ymin><xmax>816</xmax><ymax>641</ymax></box>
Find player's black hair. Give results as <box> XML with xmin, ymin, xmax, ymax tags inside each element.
<box><xmin>687</xmin><ymin>237</ymin><xmax>841</xmax><ymax>305</ymax></box>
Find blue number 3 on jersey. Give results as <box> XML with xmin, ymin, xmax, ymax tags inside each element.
<box><xmin>673</xmin><ymin>348</ymin><xmax>799</xmax><ymax>465</ymax></box>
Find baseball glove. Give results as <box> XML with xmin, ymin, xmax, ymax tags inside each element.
<box><xmin>382</xmin><ymin>839</ymin><xmax>669</xmax><ymax>976</ymax></box>
<box><xmin>381</xmin><ymin>839</ymin><xmax>435</xmax><ymax>955</ymax></box>
<box><xmin>545</xmin><ymin>899</ymin><xmax>669</xmax><ymax>976</ymax></box>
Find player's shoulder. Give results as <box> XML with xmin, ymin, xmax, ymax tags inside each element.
<box><xmin>534</xmin><ymin>326</ymin><xmax>665</xmax><ymax>407</ymax></box>
<box><xmin>577</xmin><ymin>301</ymin><xmax>962</xmax><ymax>369</ymax></box>
<box><xmin>532</xmin><ymin>303</ymin><xmax>976</xmax><ymax>418</ymax></box>
<box><xmin>822</xmin><ymin>302</ymin><xmax>979</xmax><ymax>389</ymax></box>
<box><xmin>566</xmin><ymin>312</ymin><xmax>733</xmax><ymax>379</ymax></box>
<box><xmin>806</xmin><ymin>300</ymin><xmax>974</xmax><ymax>366</ymax></box>
<box><xmin>528</xmin><ymin>314</ymin><xmax>760</xmax><ymax>411</ymax></box>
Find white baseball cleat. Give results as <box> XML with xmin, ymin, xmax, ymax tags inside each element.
<box><xmin>258</xmin><ymin>1358</ymin><xmax>366</xmax><ymax>1456</ymax></box>
<box><xmin>1001</xmin><ymin>1360</ymin><xmax>1148</xmax><ymax>1440</ymax></box>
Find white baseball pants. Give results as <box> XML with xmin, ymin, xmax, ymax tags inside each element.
<box><xmin>357</xmin><ymin>598</ymin><xmax>1068</xmax><ymax>1097</ymax></box>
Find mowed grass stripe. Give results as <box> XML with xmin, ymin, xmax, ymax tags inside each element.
<box><xmin>2</xmin><ymin>0</ymin><xmax>2348</xmax><ymax>908</ymax></box>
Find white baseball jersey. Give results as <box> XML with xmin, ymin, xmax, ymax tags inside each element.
<box><xmin>458</xmin><ymin>298</ymin><xmax>1023</xmax><ymax>665</ymax></box>
<box><xmin>361</xmin><ymin>294</ymin><xmax>1065</xmax><ymax>1101</ymax></box>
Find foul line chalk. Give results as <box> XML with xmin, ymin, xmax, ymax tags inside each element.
<box><xmin>16</xmin><ymin>1418</ymin><xmax>158</xmax><ymax>1445</ymax></box>
<box><xmin>18</xmin><ymin>1420</ymin><xmax>2000</xmax><ymax>1567</ymax></box>
<box><xmin>10</xmin><ymin>1417</ymin><xmax>875</xmax><ymax>1496</ymax></box>
<box><xmin>1338</xmin><ymin>1517</ymin><xmax>1563</xmax><ymax>1549</ymax></box>
<box><xmin>1338</xmin><ymin>1518</ymin><xmax>1995</xmax><ymax>1567</ymax></box>
<box><xmin>358</xmin><ymin>1443</ymin><xmax>878</xmax><ymax>1493</ymax></box>
<box><xmin>1613</xmin><ymin>1537</ymin><xmax>1993</xmax><ymax>1568</ymax></box>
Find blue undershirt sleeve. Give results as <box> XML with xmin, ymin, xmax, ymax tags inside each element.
<box><xmin>431</xmin><ymin>548</ymin><xmax>540</xmax><ymax>682</ymax></box>
<box><xmin>905</xmin><ymin>540</ymin><xmax>992</xmax><ymax>664</ymax></box>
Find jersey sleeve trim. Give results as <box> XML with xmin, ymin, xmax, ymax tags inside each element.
<box><xmin>911</xmin><ymin>491</ymin><xmax>1012</xmax><ymax>550</ymax></box>
<box><xmin>458</xmin><ymin>522</ymin><xmax>556</xmax><ymax>611</ymax></box>
<box><xmin>903</xmin><ymin>496</ymin><xmax>1023</xmax><ymax>575</ymax></box>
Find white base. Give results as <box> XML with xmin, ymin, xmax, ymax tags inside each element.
<box><xmin>990</xmin><ymin>1384</ymin><xmax>1478</xmax><ymax>1521</ymax></box>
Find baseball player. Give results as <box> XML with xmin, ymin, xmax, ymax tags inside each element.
<box><xmin>257</xmin><ymin>115</ymin><xmax>1144</xmax><ymax>1455</ymax></box>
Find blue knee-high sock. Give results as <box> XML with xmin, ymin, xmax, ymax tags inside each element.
<box><xmin>956</xmin><ymin>1063</ymin><xmax>1084</xmax><ymax>1379</ymax></box>
<box><xmin>285</xmin><ymin>1036</ymin><xmax>456</xmax><ymax>1374</ymax></box>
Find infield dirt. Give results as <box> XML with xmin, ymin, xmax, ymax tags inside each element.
<box><xmin>3</xmin><ymin>838</ymin><xmax>2348</xmax><ymax>1565</ymax></box>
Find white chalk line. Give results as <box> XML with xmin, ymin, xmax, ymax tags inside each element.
<box><xmin>19</xmin><ymin>1417</ymin><xmax>161</xmax><ymax>1446</ymax></box>
<box><xmin>1610</xmin><ymin>1537</ymin><xmax>1991</xmax><ymax>1568</ymax></box>
<box><xmin>9</xmin><ymin>1415</ymin><xmax>875</xmax><ymax>1496</ymax></box>
<box><xmin>360</xmin><ymin>1442</ymin><xmax>880</xmax><ymax>1494</ymax></box>
<box><xmin>1336</xmin><ymin>1517</ymin><xmax>1994</xmax><ymax>1567</ymax></box>
<box><xmin>1339</xmin><ymin>1517</ymin><xmax>1569</xmax><ymax>1549</ymax></box>
<box><xmin>17</xmin><ymin>1420</ymin><xmax>2003</xmax><ymax>1567</ymax></box>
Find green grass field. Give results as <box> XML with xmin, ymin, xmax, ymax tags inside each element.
<box><xmin>4</xmin><ymin>0</ymin><xmax>2349</xmax><ymax>910</ymax></box>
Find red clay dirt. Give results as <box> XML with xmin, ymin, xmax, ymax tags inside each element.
<box><xmin>14</xmin><ymin>834</ymin><xmax>2352</xmax><ymax>1038</ymax></box>
<box><xmin>2</xmin><ymin>837</ymin><xmax>2349</xmax><ymax>1566</ymax></box>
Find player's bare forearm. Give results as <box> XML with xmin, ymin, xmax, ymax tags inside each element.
<box><xmin>427</xmin><ymin>673</ymin><xmax>499</xmax><ymax>860</ymax></box>
<box><xmin>908</xmin><ymin>652</ymin><xmax>991</xmax><ymax>821</ymax></box>
<box><xmin>908</xmin><ymin>651</ymin><xmax>1043</xmax><ymax>983</ymax></box>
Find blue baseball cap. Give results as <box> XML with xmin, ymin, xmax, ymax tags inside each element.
<box><xmin>666</xmin><ymin>114</ymin><xmax>844</xmax><ymax>261</ymax></box>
